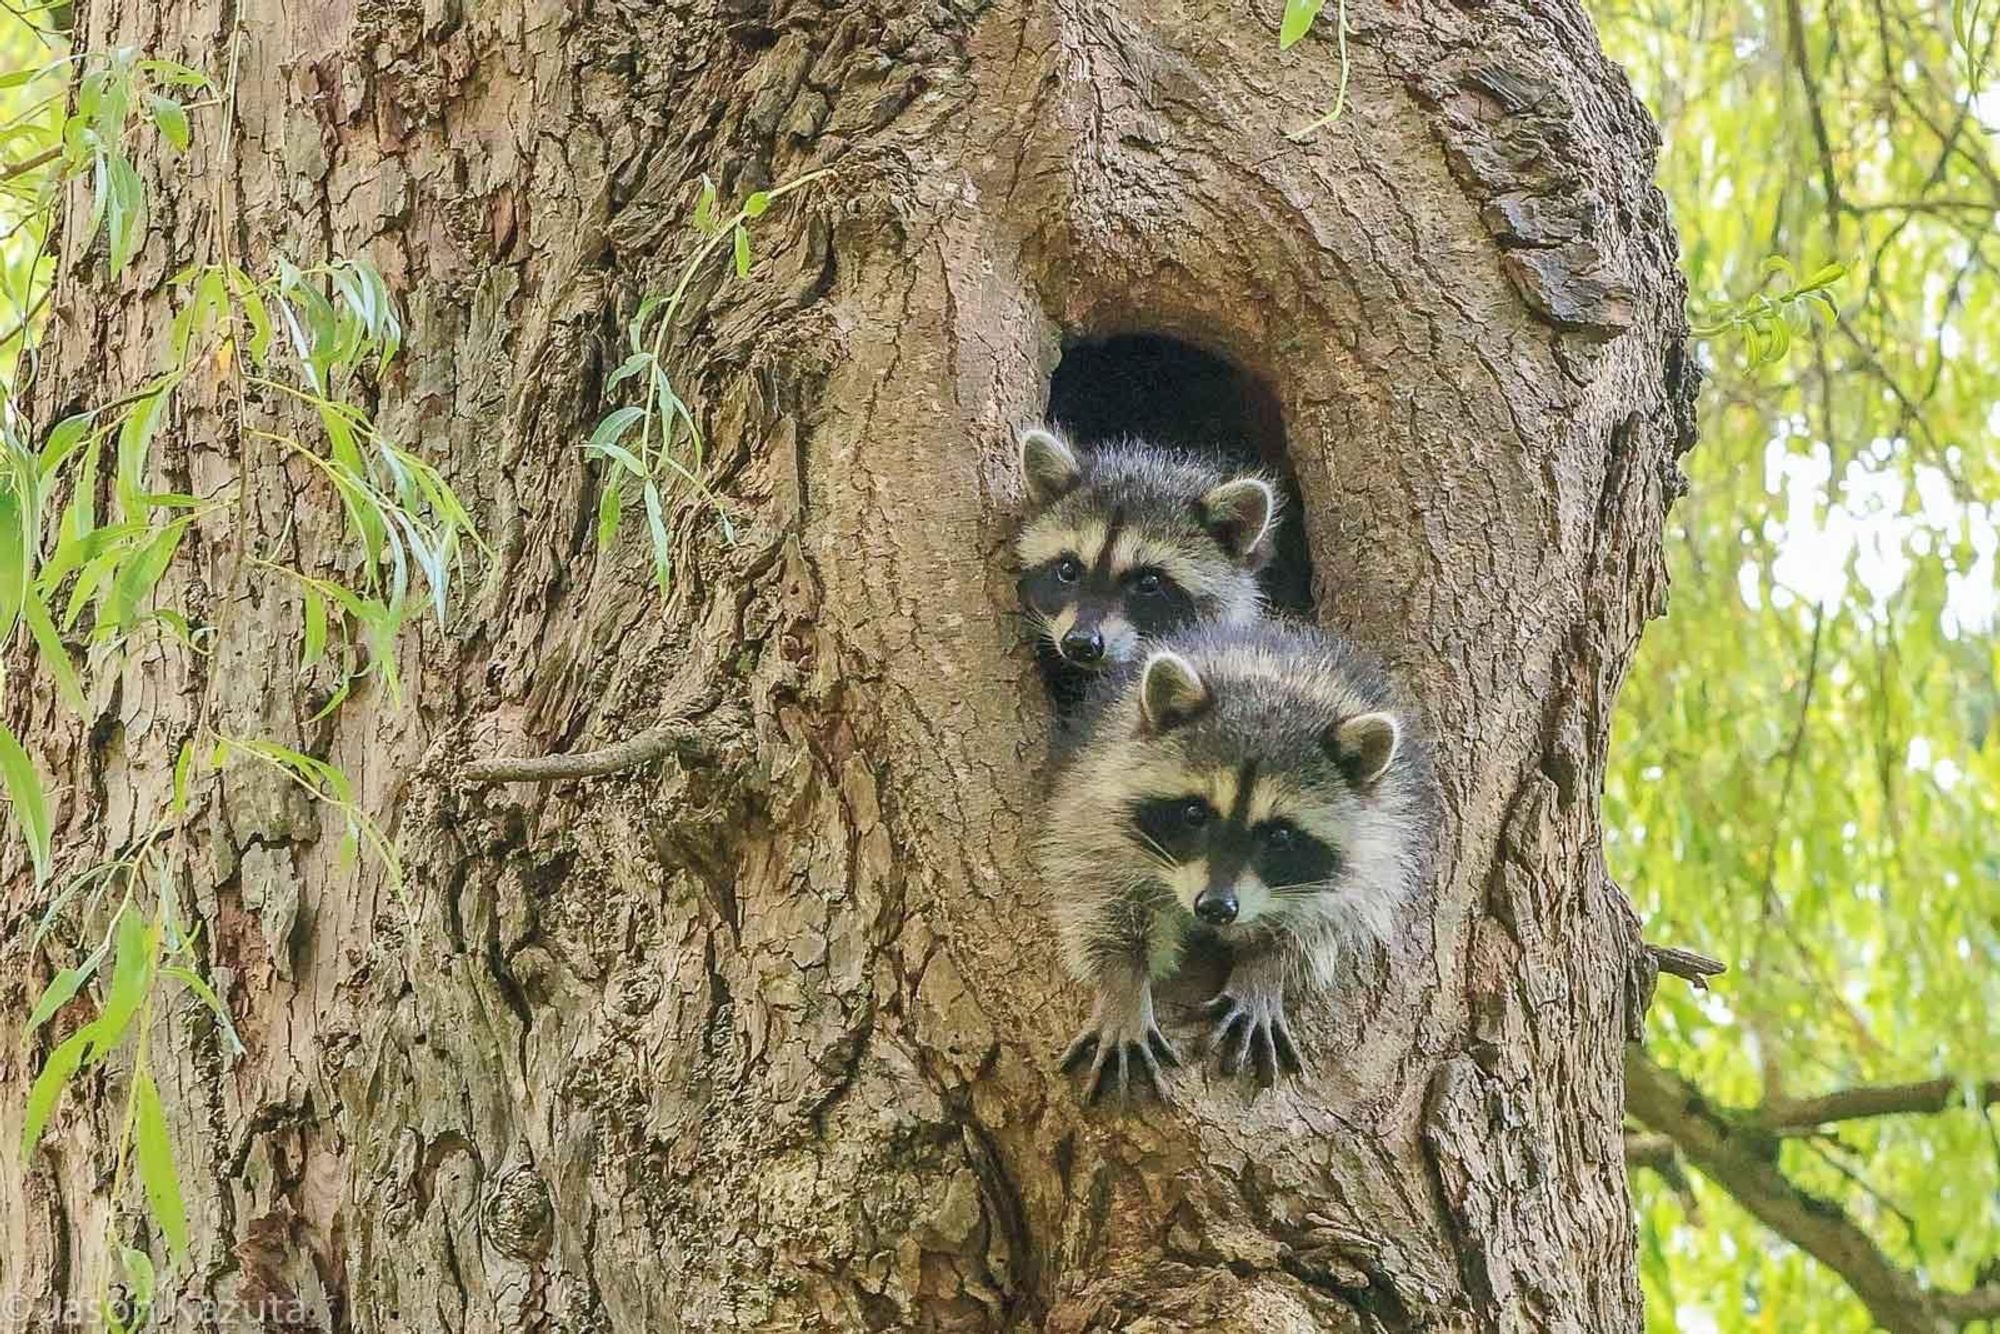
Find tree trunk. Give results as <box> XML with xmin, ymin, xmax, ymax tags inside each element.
<box><xmin>4</xmin><ymin>0</ymin><xmax>1696</xmax><ymax>1330</ymax></box>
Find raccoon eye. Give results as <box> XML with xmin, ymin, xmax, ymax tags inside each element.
<box><xmin>1262</xmin><ymin>823</ymin><xmax>1296</xmax><ymax>850</ymax></box>
<box><xmin>1130</xmin><ymin>570</ymin><xmax>1165</xmax><ymax>597</ymax></box>
<box><xmin>1181</xmin><ymin>799</ymin><xmax>1212</xmax><ymax>828</ymax></box>
<box><xmin>1055</xmin><ymin>557</ymin><xmax>1083</xmax><ymax>584</ymax></box>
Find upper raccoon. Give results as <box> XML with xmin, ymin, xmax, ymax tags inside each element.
<box><xmin>1015</xmin><ymin>426</ymin><xmax>1278</xmax><ymax>676</ymax></box>
<box><xmin>1036</xmin><ymin>619</ymin><xmax>1434</xmax><ymax>1103</ymax></box>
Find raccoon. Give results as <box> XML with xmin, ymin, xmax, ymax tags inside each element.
<box><xmin>1014</xmin><ymin>426</ymin><xmax>1278</xmax><ymax>684</ymax></box>
<box><xmin>1035</xmin><ymin>619</ymin><xmax>1434</xmax><ymax>1102</ymax></box>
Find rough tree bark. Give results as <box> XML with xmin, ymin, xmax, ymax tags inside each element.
<box><xmin>2</xmin><ymin>0</ymin><xmax>1696</xmax><ymax>1330</ymax></box>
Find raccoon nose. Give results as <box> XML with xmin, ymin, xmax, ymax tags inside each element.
<box><xmin>1193</xmin><ymin>888</ymin><xmax>1238</xmax><ymax>925</ymax></box>
<box><xmin>1060</xmin><ymin>628</ymin><xmax>1104</xmax><ymax>664</ymax></box>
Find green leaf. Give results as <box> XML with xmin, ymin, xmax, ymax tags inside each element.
<box><xmin>1765</xmin><ymin>316</ymin><xmax>1792</xmax><ymax>363</ymax></box>
<box><xmin>605</xmin><ymin>351</ymin><xmax>652</xmax><ymax>393</ymax></box>
<box><xmin>145</xmin><ymin>93</ymin><xmax>190</xmax><ymax>151</ymax></box>
<box><xmin>59</xmin><ymin>457</ymin><xmax>98</xmax><ymax>549</ymax></box>
<box><xmin>63</xmin><ymin>547</ymin><xmax>121</xmax><ymax>631</ymax></box>
<box><xmin>119</xmin><ymin>1244</ymin><xmax>155</xmax><ymax>1309</ymax></box>
<box><xmin>21</xmin><ymin>1027</ymin><xmax>90</xmax><ymax>1156</ymax></box>
<box><xmin>134</xmin><ymin>1071</ymin><xmax>189</xmax><ymax>1258</ymax></box>
<box><xmin>642</xmin><ymin>479</ymin><xmax>672</xmax><ymax>597</ymax></box>
<box><xmin>23</xmin><ymin>594</ymin><xmax>85</xmax><ymax>713</ymax></box>
<box><xmin>24</xmin><ymin>938</ymin><xmax>107</xmax><ymax>1034</ymax></box>
<box><xmin>743</xmin><ymin>190</ymin><xmax>771</xmax><ymax>219</ymax></box>
<box><xmin>102</xmin><ymin>519</ymin><xmax>188</xmax><ymax>632</ymax></box>
<box><xmin>38</xmin><ymin>413</ymin><xmax>95</xmax><ymax>483</ymax></box>
<box><xmin>627</xmin><ymin>295</ymin><xmax>664</xmax><ymax>353</ymax></box>
<box><xmin>169</xmin><ymin>267</ymin><xmax>226</xmax><ymax>361</ymax></box>
<box><xmin>1279</xmin><ymin>0</ymin><xmax>1326</xmax><ymax>48</ymax></box>
<box><xmin>732</xmin><ymin>224</ymin><xmax>751</xmax><ymax>278</ymax></box>
<box><xmin>595</xmin><ymin>477</ymin><xmax>622</xmax><ymax>548</ymax></box>
<box><xmin>87</xmin><ymin>904</ymin><xmax>154</xmax><ymax>1062</ymax></box>
<box><xmin>0</xmin><ymin>487</ymin><xmax>28</xmax><ymax>640</ymax></box>
<box><xmin>301</xmin><ymin>584</ymin><xmax>327</xmax><ymax>669</ymax></box>
<box><xmin>138</xmin><ymin>58</ymin><xmax>211</xmax><ymax>89</ymax></box>
<box><xmin>162</xmin><ymin>964</ymin><xmax>243</xmax><ymax>1056</ymax></box>
<box><xmin>692</xmin><ymin>176</ymin><xmax>717</xmax><ymax>234</ymax></box>
<box><xmin>237</xmin><ymin>738</ymin><xmax>353</xmax><ymax>804</ymax></box>
<box><xmin>0</xmin><ymin>722</ymin><xmax>51</xmax><ymax>886</ymax></box>
<box><xmin>389</xmin><ymin>508</ymin><xmax>451</xmax><ymax>626</ymax></box>
<box><xmin>588</xmin><ymin>406</ymin><xmax>647</xmax><ymax>454</ymax></box>
<box><xmin>115</xmin><ymin>381</ymin><xmax>175</xmax><ymax>521</ymax></box>
<box><xmin>589</xmin><ymin>440</ymin><xmax>650</xmax><ymax>480</ymax></box>
<box><xmin>229</xmin><ymin>266</ymin><xmax>274</xmax><ymax>366</ymax></box>
<box><xmin>104</xmin><ymin>151</ymin><xmax>146</xmax><ymax>276</ymax></box>
<box><xmin>44</xmin><ymin>522</ymin><xmax>146</xmax><ymax>590</ymax></box>
<box><xmin>171</xmin><ymin>741</ymin><xmax>194</xmax><ymax>815</ymax></box>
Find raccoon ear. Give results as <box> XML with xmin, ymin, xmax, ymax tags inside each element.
<box><xmin>1018</xmin><ymin>427</ymin><xmax>1083</xmax><ymax>506</ymax></box>
<box><xmin>1200</xmin><ymin>477</ymin><xmax>1277</xmax><ymax>562</ymax></box>
<box><xmin>1138</xmin><ymin>650</ymin><xmax>1212</xmax><ymax>732</ymax></box>
<box><xmin>1327</xmin><ymin>712</ymin><xmax>1399</xmax><ymax>786</ymax></box>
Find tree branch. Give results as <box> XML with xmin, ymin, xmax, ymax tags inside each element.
<box><xmin>1758</xmin><ymin>1078</ymin><xmax>2000</xmax><ymax>1134</ymax></box>
<box><xmin>0</xmin><ymin>143</ymin><xmax>57</xmax><ymax>183</ymax></box>
<box><xmin>1648</xmin><ymin>944</ymin><xmax>1725</xmax><ymax>989</ymax></box>
<box><xmin>462</xmin><ymin>698</ymin><xmax>740</xmax><ymax>785</ymax></box>
<box><xmin>1625</xmin><ymin>1051</ymin><xmax>1998</xmax><ymax>1333</ymax></box>
<box><xmin>1783</xmin><ymin>0</ymin><xmax>1846</xmax><ymax>222</ymax></box>
<box><xmin>1934</xmin><ymin>1288</ymin><xmax>2000</xmax><ymax>1324</ymax></box>
<box><xmin>1624</xmin><ymin>1131</ymin><xmax>1678</xmax><ymax>1172</ymax></box>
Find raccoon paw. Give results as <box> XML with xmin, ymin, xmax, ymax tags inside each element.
<box><xmin>1204</xmin><ymin>981</ymin><xmax>1303</xmax><ymax>1087</ymax></box>
<box><xmin>1060</xmin><ymin>993</ymin><xmax>1181</xmax><ymax>1105</ymax></box>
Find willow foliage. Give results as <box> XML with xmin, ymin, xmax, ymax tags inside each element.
<box><xmin>1593</xmin><ymin>0</ymin><xmax>2000</xmax><ymax>1326</ymax></box>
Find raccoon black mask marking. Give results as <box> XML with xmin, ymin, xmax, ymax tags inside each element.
<box><xmin>1034</xmin><ymin>620</ymin><xmax>1435</xmax><ymax>1103</ymax></box>
<box><xmin>1014</xmin><ymin>426</ymin><xmax>1278</xmax><ymax>675</ymax></box>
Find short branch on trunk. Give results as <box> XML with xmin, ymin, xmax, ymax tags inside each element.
<box><xmin>1626</xmin><ymin>1050</ymin><xmax>1998</xmax><ymax>1333</ymax></box>
<box><xmin>462</xmin><ymin>699</ymin><xmax>738</xmax><ymax>785</ymax></box>
<box><xmin>1648</xmin><ymin>943</ymin><xmax>1726</xmax><ymax>988</ymax></box>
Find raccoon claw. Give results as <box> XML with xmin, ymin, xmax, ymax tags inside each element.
<box><xmin>1062</xmin><ymin>993</ymin><xmax>1179</xmax><ymax>1105</ymax></box>
<box><xmin>1204</xmin><ymin>988</ymin><xmax>1304</xmax><ymax>1087</ymax></box>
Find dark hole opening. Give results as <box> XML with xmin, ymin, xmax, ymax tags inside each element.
<box><xmin>1045</xmin><ymin>334</ymin><xmax>1314</xmax><ymax>615</ymax></box>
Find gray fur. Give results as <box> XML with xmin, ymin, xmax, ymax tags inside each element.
<box><xmin>1036</xmin><ymin>619</ymin><xmax>1436</xmax><ymax>1099</ymax></box>
<box><xmin>1014</xmin><ymin>424</ymin><xmax>1280</xmax><ymax>674</ymax></box>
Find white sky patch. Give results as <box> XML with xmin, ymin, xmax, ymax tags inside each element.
<box><xmin>1749</xmin><ymin>440</ymin><xmax>2000</xmax><ymax>637</ymax></box>
<box><xmin>1974</xmin><ymin>84</ymin><xmax>2000</xmax><ymax>127</ymax></box>
<box><xmin>1946</xmin><ymin>502</ymin><xmax>1998</xmax><ymax>637</ymax></box>
<box><xmin>1764</xmin><ymin>439</ymin><xmax>1848</xmax><ymax>606</ymax></box>
<box><xmin>1674</xmin><ymin>1307</ymin><xmax>1721</xmax><ymax>1334</ymax></box>
<box><xmin>1737</xmin><ymin>559</ymin><xmax>1763</xmax><ymax>609</ymax></box>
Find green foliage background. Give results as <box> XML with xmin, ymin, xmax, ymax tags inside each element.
<box><xmin>1591</xmin><ymin>0</ymin><xmax>2000</xmax><ymax>1327</ymax></box>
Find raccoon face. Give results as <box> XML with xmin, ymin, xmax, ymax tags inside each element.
<box><xmin>1014</xmin><ymin>427</ymin><xmax>1276</xmax><ymax>671</ymax></box>
<box><xmin>1119</xmin><ymin>648</ymin><xmax>1402</xmax><ymax>933</ymax></box>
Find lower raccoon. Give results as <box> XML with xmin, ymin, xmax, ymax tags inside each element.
<box><xmin>1036</xmin><ymin>620</ymin><xmax>1434</xmax><ymax>1102</ymax></box>
<box><xmin>1014</xmin><ymin>426</ymin><xmax>1277</xmax><ymax>703</ymax></box>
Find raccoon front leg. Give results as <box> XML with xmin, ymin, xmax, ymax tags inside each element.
<box><xmin>1204</xmin><ymin>946</ymin><xmax>1303</xmax><ymax>1086</ymax></box>
<box><xmin>1061</xmin><ymin>960</ymin><xmax>1181</xmax><ymax>1104</ymax></box>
